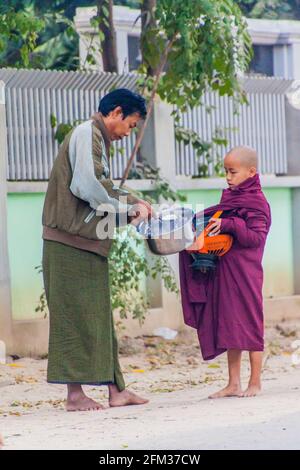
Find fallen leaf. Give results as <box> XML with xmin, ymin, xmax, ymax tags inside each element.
<box><xmin>275</xmin><ymin>325</ymin><xmax>297</xmax><ymax>338</ymax></box>
<box><xmin>150</xmin><ymin>387</ymin><xmax>175</xmax><ymax>393</ymax></box>
<box><xmin>15</xmin><ymin>375</ymin><xmax>38</xmax><ymax>384</ymax></box>
<box><xmin>148</xmin><ymin>357</ymin><xmax>160</xmax><ymax>365</ymax></box>
<box><xmin>186</xmin><ymin>357</ymin><xmax>197</xmax><ymax>365</ymax></box>
<box><xmin>6</xmin><ymin>364</ymin><xmax>24</xmax><ymax>368</ymax></box>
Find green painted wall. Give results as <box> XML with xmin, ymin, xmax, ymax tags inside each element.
<box><xmin>7</xmin><ymin>193</ymin><xmax>45</xmax><ymax>321</ymax></box>
<box><xmin>181</xmin><ymin>187</ymin><xmax>294</xmax><ymax>298</ymax></box>
<box><xmin>6</xmin><ymin>186</ymin><xmax>294</xmax><ymax>321</ymax></box>
<box><xmin>263</xmin><ymin>188</ymin><xmax>294</xmax><ymax>297</ymax></box>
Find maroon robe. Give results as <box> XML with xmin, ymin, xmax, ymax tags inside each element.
<box><xmin>179</xmin><ymin>174</ymin><xmax>271</xmax><ymax>360</ymax></box>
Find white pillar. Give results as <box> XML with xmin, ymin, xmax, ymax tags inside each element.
<box><xmin>116</xmin><ymin>29</ymin><xmax>129</xmax><ymax>74</ymax></box>
<box><xmin>291</xmin><ymin>42</ymin><xmax>300</xmax><ymax>80</ymax></box>
<box><xmin>286</xmin><ymin>81</ymin><xmax>300</xmax><ymax>174</ymax></box>
<box><xmin>0</xmin><ymin>81</ymin><xmax>13</xmax><ymax>351</ymax></box>
<box><xmin>140</xmin><ymin>99</ymin><xmax>181</xmax><ymax>321</ymax></box>
<box><xmin>273</xmin><ymin>45</ymin><xmax>291</xmax><ymax>78</ymax></box>
<box><xmin>140</xmin><ymin>98</ymin><xmax>177</xmax><ymax>182</ymax></box>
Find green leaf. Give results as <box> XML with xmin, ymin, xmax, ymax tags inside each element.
<box><xmin>54</xmin><ymin>123</ymin><xmax>73</xmax><ymax>144</ymax></box>
<box><xmin>50</xmin><ymin>114</ymin><xmax>57</xmax><ymax>129</ymax></box>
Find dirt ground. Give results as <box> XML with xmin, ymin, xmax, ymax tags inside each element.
<box><xmin>1</xmin><ymin>319</ymin><xmax>300</xmax><ymax>450</ymax></box>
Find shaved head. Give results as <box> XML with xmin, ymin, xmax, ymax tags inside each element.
<box><xmin>225</xmin><ymin>146</ymin><xmax>258</xmax><ymax>169</ymax></box>
<box><xmin>224</xmin><ymin>146</ymin><xmax>258</xmax><ymax>188</ymax></box>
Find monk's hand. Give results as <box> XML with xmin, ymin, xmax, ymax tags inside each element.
<box><xmin>129</xmin><ymin>200</ymin><xmax>154</xmax><ymax>226</ymax></box>
<box><xmin>206</xmin><ymin>217</ymin><xmax>222</xmax><ymax>236</ymax></box>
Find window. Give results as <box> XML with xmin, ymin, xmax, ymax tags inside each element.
<box><xmin>128</xmin><ymin>35</ymin><xmax>141</xmax><ymax>71</ymax></box>
<box><xmin>249</xmin><ymin>45</ymin><xmax>274</xmax><ymax>76</ymax></box>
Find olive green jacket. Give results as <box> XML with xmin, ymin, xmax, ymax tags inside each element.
<box><xmin>42</xmin><ymin>113</ymin><xmax>139</xmax><ymax>257</ymax></box>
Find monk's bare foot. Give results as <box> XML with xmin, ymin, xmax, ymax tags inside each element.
<box><xmin>0</xmin><ymin>433</ymin><xmax>4</xmax><ymax>449</ymax></box>
<box><xmin>208</xmin><ymin>384</ymin><xmax>242</xmax><ymax>399</ymax></box>
<box><xmin>66</xmin><ymin>395</ymin><xmax>105</xmax><ymax>412</ymax></box>
<box><xmin>109</xmin><ymin>389</ymin><xmax>149</xmax><ymax>407</ymax></box>
<box><xmin>240</xmin><ymin>383</ymin><xmax>261</xmax><ymax>397</ymax></box>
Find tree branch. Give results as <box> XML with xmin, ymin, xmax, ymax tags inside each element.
<box><xmin>120</xmin><ymin>33</ymin><xmax>177</xmax><ymax>187</ymax></box>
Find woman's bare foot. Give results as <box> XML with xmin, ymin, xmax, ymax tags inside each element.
<box><xmin>66</xmin><ymin>395</ymin><xmax>105</xmax><ymax>412</ymax></box>
<box><xmin>240</xmin><ymin>383</ymin><xmax>261</xmax><ymax>397</ymax></box>
<box><xmin>208</xmin><ymin>384</ymin><xmax>243</xmax><ymax>399</ymax></box>
<box><xmin>109</xmin><ymin>389</ymin><xmax>149</xmax><ymax>407</ymax></box>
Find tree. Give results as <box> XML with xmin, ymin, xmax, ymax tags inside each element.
<box><xmin>1</xmin><ymin>0</ymin><xmax>252</xmax><ymax>184</ymax></box>
<box><xmin>120</xmin><ymin>0</ymin><xmax>252</xmax><ymax>185</ymax></box>
<box><xmin>0</xmin><ymin>1</ymin><xmax>142</xmax><ymax>70</ymax></box>
<box><xmin>0</xmin><ymin>1</ymin><xmax>81</xmax><ymax>69</ymax></box>
<box><xmin>141</xmin><ymin>0</ymin><xmax>157</xmax><ymax>77</ymax></box>
<box><xmin>0</xmin><ymin>3</ymin><xmax>44</xmax><ymax>67</ymax></box>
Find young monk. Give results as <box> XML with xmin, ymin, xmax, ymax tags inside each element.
<box><xmin>179</xmin><ymin>146</ymin><xmax>271</xmax><ymax>398</ymax></box>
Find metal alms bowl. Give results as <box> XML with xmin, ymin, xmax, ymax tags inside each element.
<box><xmin>137</xmin><ymin>207</ymin><xmax>195</xmax><ymax>256</ymax></box>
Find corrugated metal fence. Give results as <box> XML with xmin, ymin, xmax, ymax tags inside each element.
<box><xmin>0</xmin><ymin>68</ymin><xmax>138</xmax><ymax>180</ymax></box>
<box><xmin>0</xmin><ymin>68</ymin><xmax>293</xmax><ymax>180</ymax></box>
<box><xmin>175</xmin><ymin>77</ymin><xmax>293</xmax><ymax>176</ymax></box>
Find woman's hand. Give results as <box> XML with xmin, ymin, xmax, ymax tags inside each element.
<box><xmin>206</xmin><ymin>217</ymin><xmax>222</xmax><ymax>236</ymax></box>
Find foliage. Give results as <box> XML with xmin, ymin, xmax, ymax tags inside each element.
<box><xmin>3</xmin><ymin>1</ymin><xmax>300</xmax><ymax>70</ymax></box>
<box><xmin>50</xmin><ymin>113</ymin><xmax>188</xmax><ymax>196</ymax></box>
<box><xmin>236</xmin><ymin>0</ymin><xmax>300</xmax><ymax>20</ymax></box>
<box><xmin>50</xmin><ymin>114</ymin><xmax>83</xmax><ymax>144</ymax></box>
<box><xmin>139</xmin><ymin>0</ymin><xmax>252</xmax><ymax>111</ymax></box>
<box><xmin>37</xmin><ymin>116</ymin><xmax>183</xmax><ymax>325</ymax></box>
<box><xmin>128</xmin><ymin>160</ymin><xmax>187</xmax><ymax>202</ymax></box>
<box><xmin>34</xmin><ymin>265</ymin><xmax>48</xmax><ymax>318</ymax></box>
<box><xmin>0</xmin><ymin>0</ymin><xmax>142</xmax><ymax>69</ymax></box>
<box><xmin>30</xmin><ymin>11</ymin><xmax>79</xmax><ymax>70</ymax></box>
<box><xmin>0</xmin><ymin>4</ymin><xmax>45</xmax><ymax>67</ymax></box>
<box><xmin>3</xmin><ymin>1</ymin><xmax>252</xmax><ymax>175</ymax></box>
<box><xmin>134</xmin><ymin>0</ymin><xmax>252</xmax><ymax>178</ymax></box>
<box><xmin>35</xmin><ymin>225</ymin><xmax>179</xmax><ymax>325</ymax></box>
<box><xmin>175</xmin><ymin>126</ymin><xmax>232</xmax><ymax>177</ymax></box>
<box><xmin>109</xmin><ymin>226</ymin><xmax>178</xmax><ymax>325</ymax></box>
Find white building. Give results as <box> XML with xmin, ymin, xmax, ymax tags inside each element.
<box><xmin>248</xmin><ymin>19</ymin><xmax>300</xmax><ymax>79</ymax></box>
<box><xmin>75</xmin><ymin>6</ymin><xmax>141</xmax><ymax>74</ymax></box>
<box><xmin>74</xmin><ymin>6</ymin><xmax>300</xmax><ymax>79</ymax></box>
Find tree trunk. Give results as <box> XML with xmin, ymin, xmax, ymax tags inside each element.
<box><xmin>141</xmin><ymin>0</ymin><xmax>157</xmax><ymax>77</ymax></box>
<box><xmin>96</xmin><ymin>0</ymin><xmax>118</xmax><ymax>73</ymax></box>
